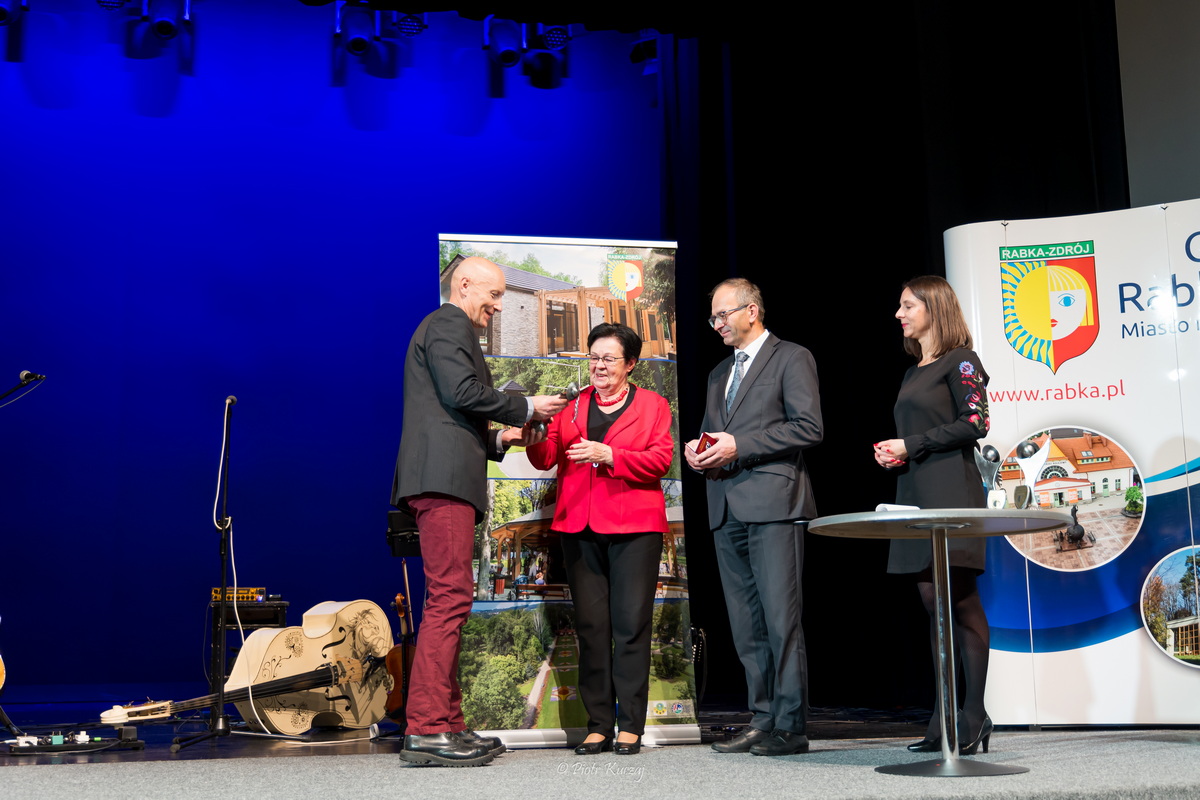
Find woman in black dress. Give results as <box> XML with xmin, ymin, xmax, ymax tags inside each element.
<box><xmin>873</xmin><ymin>275</ymin><xmax>993</xmax><ymax>755</ymax></box>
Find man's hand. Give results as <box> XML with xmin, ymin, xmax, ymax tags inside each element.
<box><xmin>531</xmin><ymin>394</ymin><xmax>569</xmax><ymax>420</ymax></box>
<box><xmin>684</xmin><ymin>439</ymin><xmax>703</xmax><ymax>472</ymax></box>
<box><xmin>502</xmin><ymin>424</ymin><xmax>546</xmax><ymax>448</ymax></box>
<box><xmin>692</xmin><ymin>431</ymin><xmax>738</xmax><ymax>470</ymax></box>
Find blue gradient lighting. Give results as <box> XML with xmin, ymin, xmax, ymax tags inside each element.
<box><xmin>1</xmin><ymin>3</ymin><xmax>662</xmax><ymax>694</ymax></box>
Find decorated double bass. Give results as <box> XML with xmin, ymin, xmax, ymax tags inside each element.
<box><xmin>103</xmin><ymin>599</ymin><xmax>393</xmax><ymax>735</ymax></box>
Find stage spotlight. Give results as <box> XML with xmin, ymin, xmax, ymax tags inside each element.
<box><xmin>530</xmin><ymin>23</ymin><xmax>569</xmax><ymax>51</ymax></box>
<box><xmin>151</xmin><ymin>15</ymin><xmax>178</xmax><ymax>40</ymax></box>
<box><xmin>629</xmin><ymin>34</ymin><xmax>658</xmax><ymax>75</ymax></box>
<box><xmin>339</xmin><ymin>6</ymin><xmax>373</xmax><ymax>55</ymax></box>
<box><xmin>332</xmin><ymin>5</ymin><xmax>398</xmax><ymax>82</ymax></box>
<box><xmin>122</xmin><ymin>0</ymin><xmax>187</xmax><ymax>60</ymax></box>
<box><xmin>395</xmin><ymin>13</ymin><xmax>426</xmax><ymax>37</ymax></box>
<box><xmin>523</xmin><ymin>23</ymin><xmax>569</xmax><ymax>89</ymax></box>
<box><xmin>524</xmin><ymin>49</ymin><xmax>563</xmax><ymax>90</ymax></box>
<box><xmin>484</xmin><ymin>16</ymin><xmax>521</xmax><ymax>68</ymax></box>
<box><xmin>0</xmin><ymin>0</ymin><xmax>27</xmax><ymax>27</ymax></box>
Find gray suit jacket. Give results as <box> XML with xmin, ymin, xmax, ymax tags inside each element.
<box><xmin>700</xmin><ymin>333</ymin><xmax>823</xmax><ymax>527</ymax></box>
<box><xmin>391</xmin><ymin>303</ymin><xmax>528</xmax><ymax>522</ymax></box>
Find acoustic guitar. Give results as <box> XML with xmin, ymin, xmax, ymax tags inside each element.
<box><xmin>102</xmin><ymin>599</ymin><xmax>394</xmax><ymax>735</ymax></box>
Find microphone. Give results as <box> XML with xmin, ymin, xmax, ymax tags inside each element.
<box><xmin>226</xmin><ymin>396</ymin><xmax>237</xmax><ymax>406</ymax></box>
<box><xmin>19</xmin><ymin>370</ymin><xmax>46</xmax><ymax>382</ymax></box>
<box><xmin>532</xmin><ymin>381</ymin><xmax>581</xmax><ymax>435</ymax></box>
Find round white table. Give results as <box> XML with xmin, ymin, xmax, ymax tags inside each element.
<box><xmin>808</xmin><ymin>508</ymin><xmax>1069</xmax><ymax>777</ymax></box>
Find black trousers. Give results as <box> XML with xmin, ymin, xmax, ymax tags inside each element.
<box><xmin>560</xmin><ymin>529</ymin><xmax>662</xmax><ymax>736</ymax></box>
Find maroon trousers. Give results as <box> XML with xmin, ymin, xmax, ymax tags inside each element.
<box><xmin>404</xmin><ymin>493</ymin><xmax>477</xmax><ymax>735</ymax></box>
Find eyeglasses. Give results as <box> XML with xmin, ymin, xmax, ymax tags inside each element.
<box><xmin>587</xmin><ymin>354</ymin><xmax>627</xmax><ymax>364</ymax></box>
<box><xmin>708</xmin><ymin>304</ymin><xmax>749</xmax><ymax>328</ymax></box>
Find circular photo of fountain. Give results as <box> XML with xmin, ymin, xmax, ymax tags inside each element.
<box><xmin>999</xmin><ymin>426</ymin><xmax>1144</xmax><ymax>571</ymax></box>
<box><xmin>1141</xmin><ymin>547</ymin><xmax>1200</xmax><ymax>670</ymax></box>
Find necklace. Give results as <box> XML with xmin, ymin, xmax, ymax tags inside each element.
<box><xmin>593</xmin><ymin>386</ymin><xmax>629</xmax><ymax>407</ymax></box>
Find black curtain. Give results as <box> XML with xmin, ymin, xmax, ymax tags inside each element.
<box><xmin>660</xmin><ymin>1</ymin><xmax>1128</xmax><ymax>711</ymax></box>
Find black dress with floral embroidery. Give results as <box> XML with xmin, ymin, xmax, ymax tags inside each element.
<box><xmin>886</xmin><ymin>348</ymin><xmax>991</xmax><ymax>574</ymax></box>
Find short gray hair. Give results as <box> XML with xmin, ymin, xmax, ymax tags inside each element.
<box><xmin>711</xmin><ymin>277</ymin><xmax>765</xmax><ymax>321</ymax></box>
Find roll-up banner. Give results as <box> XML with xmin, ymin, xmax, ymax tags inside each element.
<box><xmin>435</xmin><ymin>235</ymin><xmax>698</xmax><ymax>746</ymax></box>
<box><xmin>946</xmin><ymin>201</ymin><xmax>1200</xmax><ymax>725</ymax></box>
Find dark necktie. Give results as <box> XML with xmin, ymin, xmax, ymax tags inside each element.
<box><xmin>726</xmin><ymin>351</ymin><xmax>748</xmax><ymax>413</ymax></box>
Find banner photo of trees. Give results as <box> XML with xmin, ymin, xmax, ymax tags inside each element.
<box><xmin>437</xmin><ymin>234</ymin><xmax>696</xmax><ymax>734</ymax></box>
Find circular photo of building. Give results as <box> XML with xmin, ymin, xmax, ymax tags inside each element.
<box><xmin>1141</xmin><ymin>547</ymin><xmax>1200</xmax><ymax>670</ymax></box>
<box><xmin>1000</xmin><ymin>426</ymin><xmax>1144</xmax><ymax>571</ymax></box>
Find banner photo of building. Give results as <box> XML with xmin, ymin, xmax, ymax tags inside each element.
<box><xmin>434</xmin><ymin>234</ymin><xmax>696</xmax><ymax>747</ymax></box>
<box><xmin>945</xmin><ymin>201</ymin><xmax>1200</xmax><ymax>725</ymax></box>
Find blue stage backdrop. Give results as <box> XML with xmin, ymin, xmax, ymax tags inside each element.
<box><xmin>1</xmin><ymin>3</ymin><xmax>662</xmax><ymax>699</ymax></box>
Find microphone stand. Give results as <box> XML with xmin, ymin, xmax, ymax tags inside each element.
<box><xmin>0</xmin><ymin>648</ymin><xmax>23</xmax><ymax>736</ymax></box>
<box><xmin>0</xmin><ymin>372</ymin><xmax>45</xmax><ymax>403</ymax></box>
<box><xmin>173</xmin><ymin>396</ymin><xmax>236</xmax><ymax>752</ymax></box>
<box><xmin>0</xmin><ymin>371</ymin><xmax>45</xmax><ymax>734</ymax></box>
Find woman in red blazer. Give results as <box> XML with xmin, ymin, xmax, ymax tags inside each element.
<box><xmin>526</xmin><ymin>323</ymin><xmax>673</xmax><ymax>756</ymax></box>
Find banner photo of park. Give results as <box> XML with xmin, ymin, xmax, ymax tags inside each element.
<box><xmin>435</xmin><ymin>234</ymin><xmax>698</xmax><ymax>747</ymax></box>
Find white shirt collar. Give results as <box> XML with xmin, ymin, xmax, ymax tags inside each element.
<box><xmin>725</xmin><ymin>329</ymin><xmax>770</xmax><ymax>394</ymax></box>
<box><xmin>737</xmin><ymin>328</ymin><xmax>770</xmax><ymax>362</ymax></box>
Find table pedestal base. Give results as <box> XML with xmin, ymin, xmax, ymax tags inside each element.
<box><xmin>876</xmin><ymin>758</ymin><xmax>1030</xmax><ymax>777</ymax></box>
<box><xmin>809</xmin><ymin>509</ymin><xmax>1070</xmax><ymax>780</ymax></box>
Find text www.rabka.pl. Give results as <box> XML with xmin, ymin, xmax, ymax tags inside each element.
<box><xmin>990</xmin><ymin>379</ymin><xmax>1127</xmax><ymax>403</ymax></box>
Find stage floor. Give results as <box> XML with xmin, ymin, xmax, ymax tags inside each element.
<box><xmin>0</xmin><ymin>701</ymin><xmax>927</xmax><ymax>764</ymax></box>
<box><xmin>2</xmin><ymin>720</ymin><xmax>1198</xmax><ymax>800</ymax></box>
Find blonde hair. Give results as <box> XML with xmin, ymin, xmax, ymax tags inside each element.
<box><xmin>1046</xmin><ymin>264</ymin><xmax>1095</xmax><ymax>326</ymax></box>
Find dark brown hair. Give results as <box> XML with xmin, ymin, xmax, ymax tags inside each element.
<box><xmin>588</xmin><ymin>322</ymin><xmax>641</xmax><ymax>363</ymax></box>
<box><xmin>901</xmin><ymin>275</ymin><xmax>973</xmax><ymax>360</ymax></box>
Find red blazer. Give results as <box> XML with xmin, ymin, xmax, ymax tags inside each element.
<box><xmin>526</xmin><ymin>385</ymin><xmax>673</xmax><ymax>534</ymax></box>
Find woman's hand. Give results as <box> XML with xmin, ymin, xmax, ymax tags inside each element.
<box><xmin>873</xmin><ymin>439</ymin><xmax>907</xmax><ymax>468</ymax></box>
<box><xmin>567</xmin><ymin>437</ymin><xmax>613</xmax><ymax>467</ymax></box>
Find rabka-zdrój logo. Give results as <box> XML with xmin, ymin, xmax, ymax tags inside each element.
<box><xmin>603</xmin><ymin>255</ymin><xmax>644</xmax><ymax>302</ymax></box>
<box><xmin>1000</xmin><ymin>241</ymin><xmax>1099</xmax><ymax>373</ymax></box>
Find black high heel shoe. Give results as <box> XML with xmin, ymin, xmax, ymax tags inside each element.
<box><xmin>906</xmin><ymin>736</ymin><xmax>940</xmax><ymax>753</ymax></box>
<box><xmin>959</xmin><ymin>716</ymin><xmax>993</xmax><ymax>756</ymax></box>
<box><xmin>614</xmin><ymin>735</ymin><xmax>641</xmax><ymax>755</ymax></box>
<box><xmin>574</xmin><ymin>736</ymin><xmax>613</xmax><ymax>755</ymax></box>
<box><xmin>908</xmin><ymin>711</ymin><xmax>944</xmax><ymax>752</ymax></box>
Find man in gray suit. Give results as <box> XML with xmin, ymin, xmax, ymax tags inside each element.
<box><xmin>685</xmin><ymin>277</ymin><xmax>822</xmax><ymax>757</ymax></box>
<box><xmin>392</xmin><ymin>257</ymin><xmax>567</xmax><ymax>766</ymax></box>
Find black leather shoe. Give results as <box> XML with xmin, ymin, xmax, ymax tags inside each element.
<box><xmin>711</xmin><ymin>726</ymin><xmax>773</xmax><ymax>753</ymax></box>
<box><xmin>459</xmin><ymin>729</ymin><xmax>506</xmax><ymax>756</ymax></box>
<box><xmin>906</xmin><ymin>737</ymin><xmax>940</xmax><ymax>753</ymax></box>
<box><xmin>749</xmin><ymin>730</ymin><xmax>810</xmax><ymax>756</ymax></box>
<box><xmin>574</xmin><ymin>736</ymin><xmax>613</xmax><ymax>755</ymax></box>
<box><xmin>399</xmin><ymin>733</ymin><xmax>494</xmax><ymax>766</ymax></box>
<box><xmin>614</xmin><ymin>735</ymin><xmax>641</xmax><ymax>755</ymax></box>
